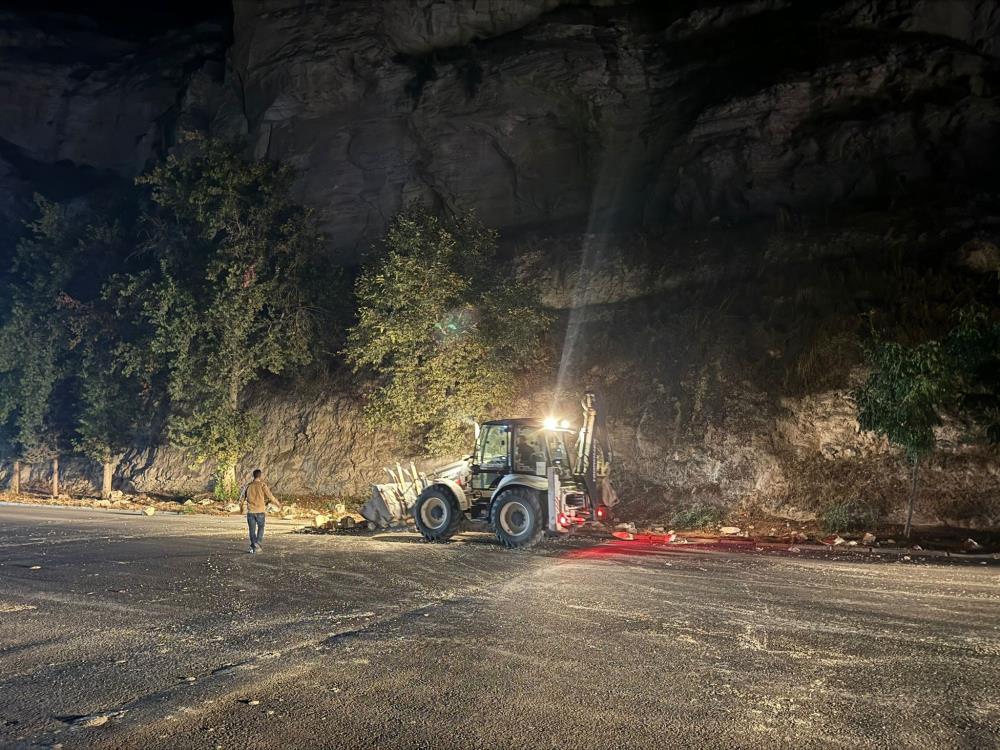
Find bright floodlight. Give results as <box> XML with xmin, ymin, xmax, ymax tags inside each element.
<box><xmin>543</xmin><ymin>417</ymin><xmax>559</xmax><ymax>430</ymax></box>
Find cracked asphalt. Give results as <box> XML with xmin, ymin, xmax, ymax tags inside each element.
<box><xmin>1</xmin><ymin>504</ymin><xmax>998</xmax><ymax>750</ymax></box>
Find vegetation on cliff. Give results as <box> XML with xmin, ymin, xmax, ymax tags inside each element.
<box><xmin>0</xmin><ymin>143</ymin><xmax>554</xmax><ymax>495</ymax></box>
<box><xmin>345</xmin><ymin>211</ymin><xmax>550</xmax><ymax>455</ymax></box>
<box><xmin>854</xmin><ymin>310</ymin><xmax>1000</xmax><ymax>535</ymax></box>
<box><xmin>0</xmin><ymin>140</ymin><xmax>331</xmax><ymax>497</ymax></box>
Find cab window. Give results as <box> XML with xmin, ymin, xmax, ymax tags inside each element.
<box><xmin>477</xmin><ymin>425</ymin><xmax>509</xmax><ymax>470</ymax></box>
<box><xmin>545</xmin><ymin>431</ymin><xmax>570</xmax><ymax>468</ymax></box>
<box><xmin>514</xmin><ymin>427</ymin><xmax>545</xmax><ymax>474</ymax></box>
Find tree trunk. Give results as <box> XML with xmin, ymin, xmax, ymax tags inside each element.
<box><xmin>51</xmin><ymin>456</ymin><xmax>59</xmax><ymax>498</ymax></box>
<box><xmin>904</xmin><ymin>455</ymin><xmax>919</xmax><ymax>539</ymax></box>
<box><xmin>223</xmin><ymin>462</ymin><xmax>237</xmax><ymax>500</ymax></box>
<box><xmin>11</xmin><ymin>460</ymin><xmax>20</xmax><ymax>495</ymax></box>
<box><xmin>222</xmin><ymin>375</ymin><xmax>241</xmax><ymax>500</ymax></box>
<box><xmin>102</xmin><ymin>459</ymin><xmax>114</xmax><ymax>499</ymax></box>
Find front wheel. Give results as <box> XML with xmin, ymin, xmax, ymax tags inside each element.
<box><xmin>413</xmin><ymin>487</ymin><xmax>462</xmax><ymax>542</ymax></box>
<box><xmin>490</xmin><ymin>487</ymin><xmax>545</xmax><ymax>549</ymax></box>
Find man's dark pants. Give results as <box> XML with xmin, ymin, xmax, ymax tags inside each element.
<box><xmin>247</xmin><ymin>513</ymin><xmax>266</xmax><ymax>548</ymax></box>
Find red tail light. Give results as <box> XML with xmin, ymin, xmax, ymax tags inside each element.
<box><xmin>557</xmin><ymin>513</ymin><xmax>570</xmax><ymax>528</ymax></box>
<box><xmin>595</xmin><ymin>505</ymin><xmax>610</xmax><ymax>522</ymax></box>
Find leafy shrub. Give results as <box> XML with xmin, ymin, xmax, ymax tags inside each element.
<box><xmin>670</xmin><ymin>502</ymin><xmax>723</xmax><ymax>529</ymax></box>
<box><xmin>821</xmin><ymin>501</ymin><xmax>879</xmax><ymax>534</ymax></box>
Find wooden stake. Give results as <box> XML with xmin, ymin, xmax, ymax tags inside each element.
<box><xmin>52</xmin><ymin>456</ymin><xmax>59</xmax><ymax>498</ymax></box>
<box><xmin>12</xmin><ymin>460</ymin><xmax>20</xmax><ymax>495</ymax></box>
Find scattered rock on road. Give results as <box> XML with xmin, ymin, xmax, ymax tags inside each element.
<box><xmin>314</xmin><ymin>514</ymin><xmax>330</xmax><ymax>528</ymax></box>
<box><xmin>72</xmin><ymin>711</ymin><xmax>126</xmax><ymax>728</ymax></box>
<box><xmin>862</xmin><ymin>532</ymin><xmax>877</xmax><ymax>545</ymax></box>
<box><xmin>183</xmin><ymin>499</ymin><xmax>194</xmax><ymax>506</ymax></box>
<box><xmin>74</xmin><ymin>715</ymin><xmax>108</xmax><ymax>728</ymax></box>
<box><xmin>720</xmin><ymin>526</ymin><xmax>741</xmax><ymax>535</ymax></box>
<box><xmin>143</xmin><ymin>507</ymin><xmax>156</xmax><ymax>516</ymax></box>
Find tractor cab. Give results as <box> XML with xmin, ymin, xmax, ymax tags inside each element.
<box><xmin>471</xmin><ymin>418</ymin><xmax>574</xmax><ymax>495</ymax></box>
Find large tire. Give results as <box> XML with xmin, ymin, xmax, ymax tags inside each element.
<box><xmin>413</xmin><ymin>487</ymin><xmax>462</xmax><ymax>542</ymax></box>
<box><xmin>490</xmin><ymin>486</ymin><xmax>545</xmax><ymax>549</ymax></box>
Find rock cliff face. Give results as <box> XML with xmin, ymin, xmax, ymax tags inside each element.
<box><xmin>224</xmin><ymin>0</ymin><xmax>1000</xmax><ymax>257</ymax></box>
<box><xmin>2</xmin><ymin>1</ymin><xmax>999</xmax><ymax>525</ymax></box>
<box><xmin>4</xmin><ymin>1</ymin><xmax>998</xmax><ymax>253</ymax></box>
<box><xmin>0</xmin><ymin>10</ymin><xmax>227</xmax><ymax>243</ymax></box>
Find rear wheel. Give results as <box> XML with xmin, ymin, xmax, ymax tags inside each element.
<box><xmin>490</xmin><ymin>486</ymin><xmax>545</xmax><ymax>549</ymax></box>
<box><xmin>413</xmin><ymin>487</ymin><xmax>462</xmax><ymax>542</ymax></box>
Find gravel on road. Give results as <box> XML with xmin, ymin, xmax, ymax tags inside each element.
<box><xmin>1</xmin><ymin>504</ymin><xmax>998</xmax><ymax>750</ymax></box>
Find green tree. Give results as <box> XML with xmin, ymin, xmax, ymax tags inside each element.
<box><xmin>74</xmin><ymin>350</ymin><xmax>141</xmax><ymax>498</ymax></box>
<box><xmin>853</xmin><ymin>339</ymin><xmax>948</xmax><ymax>537</ymax></box>
<box><xmin>0</xmin><ymin>194</ymin><xmax>152</xmax><ymax>498</ymax></box>
<box><xmin>0</xmin><ymin>198</ymin><xmax>87</xmax><ymax>495</ymax></box>
<box><xmin>346</xmin><ymin>210</ymin><xmax>550</xmax><ymax>454</ymax></box>
<box><xmin>119</xmin><ymin>138</ymin><xmax>321</xmax><ymax>497</ymax></box>
<box><xmin>70</xmin><ymin>218</ymin><xmax>152</xmax><ymax>497</ymax></box>
<box><xmin>853</xmin><ymin>308</ymin><xmax>1000</xmax><ymax>537</ymax></box>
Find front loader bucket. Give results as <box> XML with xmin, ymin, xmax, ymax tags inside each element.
<box><xmin>360</xmin><ymin>485</ymin><xmax>410</xmax><ymax>528</ymax></box>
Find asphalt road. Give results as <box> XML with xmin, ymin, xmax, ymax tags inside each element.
<box><xmin>0</xmin><ymin>504</ymin><xmax>998</xmax><ymax>750</ymax></box>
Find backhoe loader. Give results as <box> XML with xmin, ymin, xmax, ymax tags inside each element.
<box><xmin>361</xmin><ymin>391</ymin><xmax>617</xmax><ymax>549</ymax></box>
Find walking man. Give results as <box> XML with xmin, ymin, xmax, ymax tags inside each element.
<box><xmin>240</xmin><ymin>469</ymin><xmax>281</xmax><ymax>554</ymax></box>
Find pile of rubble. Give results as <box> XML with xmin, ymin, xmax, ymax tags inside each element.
<box><xmin>1</xmin><ymin>489</ymin><xmax>363</xmax><ymax>527</ymax></box>
<box><xmin>612</xmin><ymin>521</ymin><xmax>992</xmax><ymax>556</ymax></box>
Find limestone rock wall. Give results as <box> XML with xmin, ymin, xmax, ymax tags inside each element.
<box><xmin>225</xmin><ymin>0</ymin><xmax>1000</xmax><ymax>258</ymax></box>
<box><xmin>117</xmin><ymin>379</ymin><xmax>406</xmax><ymax>498</ymax></box>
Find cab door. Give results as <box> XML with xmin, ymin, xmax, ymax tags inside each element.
<box><xmin>513</xmin><ymin>425</ymin><xmax>547</xmax><ymax>477</ymax></box>
<box><xmin>472</xmin><ymin>423</ymin><xmax>510</xmax><ymax>493</ymax></box>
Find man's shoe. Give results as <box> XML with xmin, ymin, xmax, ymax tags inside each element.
<box><xmin>247</xmin><ymin>546</ymin><xmax>256</xmax><ymax>554</ymax></box>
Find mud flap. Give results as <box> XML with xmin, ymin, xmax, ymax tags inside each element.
<box><xmin>547</xmin><ymin>467</ymin><xmax>560</xmax><ymax>533</ymax></box>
